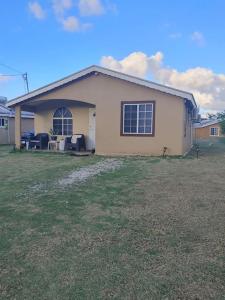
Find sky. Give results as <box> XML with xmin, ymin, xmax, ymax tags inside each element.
<box><xmin>1</xmin><ymin>0</ymin><xmax>225</xmax><ymax>115</ymax></box>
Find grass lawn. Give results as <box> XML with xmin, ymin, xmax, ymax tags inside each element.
<box><xmin>1</xmin><ymin>141</ymin><xmax>225</xmax><ymax>299</ymax></box>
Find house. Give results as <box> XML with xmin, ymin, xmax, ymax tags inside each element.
<box><xmin>0</xmin><ymin>101</ymin><xmax>34</xmax><ymax>145</ymax></box>
<box><xmin>6</xmin><ymin>65</ymin><xmax>197</xmax><ymax>155</ymax></box>
<box><xmin>194</xmin><ymin>119</ymin><xmax>223</xmax><ymax>139</ymax></box>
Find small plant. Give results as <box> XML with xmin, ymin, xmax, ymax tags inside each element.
<box><xmin>49</xmin><ymin>128</ymin><xmax>54</xmax><ymax>135</ymax></box>
<box><xmin>193</xmin><ymin>143</ymin><xmax>200</xmax><ymax>158</ymax></box>
<box><xmin>162</xmin><ymin>146</ymin><xmax>168</xmax><ymax>157</ymax></box>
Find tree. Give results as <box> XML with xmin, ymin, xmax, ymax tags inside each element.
<box><xmin>217</xmin><ymin>111</ymin><xmax>225</xmax><ymax>134</ymax></box>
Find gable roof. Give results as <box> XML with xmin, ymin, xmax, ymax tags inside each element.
<box><xmin>7</xmin><ymin>65</ymin><xmax>197</xmax><ymax>108</ymax></box>
<box><xmin>0</xmin><ymin>104</ymin><xmax>34</xmax><ymax>118</ymax></box>
<box><xmin>194</xmin><ymin>119</ymin><xmax>221</xmax><ymax>128</ymax></box>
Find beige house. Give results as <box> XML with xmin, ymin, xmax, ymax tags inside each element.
<box><xmin>0</xmin><ymin>104</ymin><xmax>34</xmax><ymax>144</ymax></box>
<box><xmin>7</xmin><ymin>65</ymin><xmax>197</xmax><ymax>155</ymax></box>
<box><xmin>194</xmin><ymin>119</ymin><xmax>224</xmax><ymax>139</ymax></box>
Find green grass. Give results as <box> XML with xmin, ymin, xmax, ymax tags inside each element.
<box><xmin>1</xmin><ymin>141</ymin><xmax>225</xmax><ymax>299</ymax></box>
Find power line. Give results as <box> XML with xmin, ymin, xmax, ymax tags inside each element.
<box><xmin>0</xmin><ymin>62</ymin><xmax>23</xmax><ymax>75</ymax></box>
<box><xmin>0</xmin><ymin>62</ymin><xmax>30</xmax><ymax>93</ymax></box>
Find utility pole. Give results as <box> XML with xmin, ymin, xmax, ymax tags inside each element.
<box><xmin>22</xmin><ymin>73</ymin><xmax>29</xmax><ymax>93</ymax></box>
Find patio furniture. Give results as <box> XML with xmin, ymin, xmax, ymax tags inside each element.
<box><xmin>48</xmin><ymin>140</ymin><xmax>59</xmax><ymax>151</ymax></box>
<box><xmin>65</xmin><ymin>134</ymin><xmax>86</xmax><ymax>151</ymax></box>
<box><xmin>29</xmin><ymin>133</ymin><xmax>49</xmax><ymax>150</ymax></box>
<box><xmin>59</xmin><ymin>139</ymin><xmax>65</xmax><ymax>151</ymax></box>
<box><xmin>21</xmin><ymin>131</ymin><xmax>35</xmax><ymax>149</ymax></box>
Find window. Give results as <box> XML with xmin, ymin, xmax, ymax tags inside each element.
<box><xmin>0</xmin><ymin>118</ymin><xmax>8</xmax><ymax>128</ymax></box>
<box><xmin>210</xmin><ymin>127</ymin><xmax>219</xmax><ymax>136</ymax></box>
<box><xmin>121</xmin><ymin>102</ymin><xmax>155</xmax><ymax>135</ymax></box>
<box><xmin>53</xmin><ymin>107</ymin><xmax>73</xmax><ymax>135</ymax></box>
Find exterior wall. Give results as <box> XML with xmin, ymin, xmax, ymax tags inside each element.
<box><xmin>24</xmin><ymin>74</ymin><xmax>188</xmax><ymax>155</ymax></box>
<box><xmin>0</xmin><ymin>117</ymin><xmax>34</xmax><ymax>144</ymax></box>
<box><xmin>34</xmin><ymin>105</ymin><xmax>89</xmax><ymax>137</ymax></box>
<box><xmin>195</xmin><ymin>123</ymin><xmax>224</xmax><ymax>139</ymax></box>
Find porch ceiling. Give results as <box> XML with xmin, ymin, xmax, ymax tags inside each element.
<box><xmin>21</xmin><ymin>99</ymin><xmax>95</xmax><ymax>112</ymax></box>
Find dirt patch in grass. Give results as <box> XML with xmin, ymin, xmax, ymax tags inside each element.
<box><xmin>58</xmin><ymin>158</ymin><xmax>123</xmax><ymax>187</ymax></box>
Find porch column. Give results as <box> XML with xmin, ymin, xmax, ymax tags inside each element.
<box><xmin>15</xmin><ymin>105</ymin><xmax>21</xmax><ymax>149</ymax></box>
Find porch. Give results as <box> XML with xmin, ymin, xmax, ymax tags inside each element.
<box><xmin>14</xmin><ymin>99</ymin><xmax>96</xmax><ymax>152</ymax></box>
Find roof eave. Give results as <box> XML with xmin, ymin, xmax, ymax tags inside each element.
<box><xmin>6</xmin><ymin>65</ymin><xmax>197</xmax><ymax>108</ymax></box>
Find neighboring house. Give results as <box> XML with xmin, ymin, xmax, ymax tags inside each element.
<box><xmin>7</xmin><ymin>65</ymin><xmax>197</xmax><ymax>155</ymax></box>
<box><xmin>194</xmin><ymin>119</ymin><xmax>224</xmax><ymax>139</ymax></box>
<box><xmin>0</xmin><ymin>103</ymin><xmax>34</xmax><ymax>144</ymax></box>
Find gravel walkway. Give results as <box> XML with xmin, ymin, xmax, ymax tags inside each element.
<box><xmin>58</xmin><ymin>158</ymin><xmax>123</xmax><ymax>187</ymax></box>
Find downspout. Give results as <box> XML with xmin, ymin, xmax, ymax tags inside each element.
<box><xmin>7</xmin><ymin>117</ymin><xmax>11</xmax><ymax>144</ymax></box>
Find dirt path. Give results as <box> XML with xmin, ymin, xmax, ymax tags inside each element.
<box><xmin>58</xmin><ymin>158</ymin><xmax>123</xmax><ymax>187</ymax></box>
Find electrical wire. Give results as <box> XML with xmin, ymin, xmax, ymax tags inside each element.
<box><xmin>0</xmin><ymin>62</ymin><xmax>23</xmax><ymax>75</ymax></box>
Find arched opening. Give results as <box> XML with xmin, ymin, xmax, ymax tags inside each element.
<box><xmin>53</xmin><ymin>107</ymin><xmax>73</xmax><ymax>135</ymax></box>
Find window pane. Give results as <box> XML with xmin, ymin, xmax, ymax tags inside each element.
<box><xmin>63</xmin><ymin>108</ymin><xmax>72</xmax><ymax>118</ymax></box>
<box><xmin>139</xmin><ymin>112</ymin><xmax>145</xmax><ymax>119</ymax></box>
<box><xmin>139</xmin><ymin>119</ymin><xmax>145</xmax><ymax>126</ymax></box>
<box><xmin>124</xmin><ymin>120</ymin><xmax>130</xmax><ymax>126</ymax></box>
<box><xmin>124</xmin><ymin>126</ymin><xmax>131</xmax><ymax>133</ymax></box>
<box><xmin>145</xmin><ymin>126</ymin><xmax>152</xmax><ymax>133</ymax></box>
<box><xmin>131</xmin><ymin>105</ymin><xmax>137</xmax><ymax>112</ymax></box>
<box><xmin>146</xmin><ymin>112</ymin><xmax>152</xmax><ymax>119</ymax></box>
<box><xmin>146</xmin><ymin>104</ymin><xmax>152</xmax><ymax>111</ymax></box>
<box><xmin>53</xmin><ymin>119</ymin><xmax>62</xmax><ymax>135</ymax></box>
<box><xmin>145</xmin><ymin>119</ymin><xmax>151</xmax><ymax>126</ymax></box>
<box><xmin>131</xmin><ymin>119</ymin><xmax>137</xmax><ymax>126</ymax></box>
<box><xmin>138</xmin><ymin>127</ymin><xmax>144</xmax><ymax>133</ymax></box>
<box><xmin>125</xmin><ymin>105</ymin><xmax>131</xmax><ymax>112</ymax></box>
<box><xmin>131</xmin><ymin>127</ymin><xmax>137</xmax><ymax>133</ymax></box>
<box><xmin>139</xmin><ymin>105</ymin><xmax>145</xmax><ymax>111</ymax></box>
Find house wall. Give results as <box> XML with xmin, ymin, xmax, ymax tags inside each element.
<box><xmin>0</xmin><ymin>117</ymin><xmax>34</xmax><ymax>144</ymax></box>
<box><xmin>195</xmin><ymin>123</ymin><xmax>224</xmax><ymax>139</ymax></box>
<box><xmin>34</xmin><ymin>105</ymin><xmax>89</xmax><ymax>137</ymax></box>
<box><xmin>25</xmin><ymin>74</ymin><xmax>188</xmax><ymax>155</ymax></box>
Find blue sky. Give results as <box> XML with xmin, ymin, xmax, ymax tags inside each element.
<box><xmin>0</xmin><ymin>0</ymin><xmax>225</xmax><ymax>113</ymax></box>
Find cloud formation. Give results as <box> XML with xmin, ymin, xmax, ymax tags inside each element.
<box><xmin>28</xmin><ymin>1</ymin><xmax>46</xmax><ymax>19</ymax></box>
<box><xmin>52</xmin><ymin>0</ymin><xmax>73</xmax><ymax>18</ymax></box>
<box><xmin>191</xmin><ymin>31</ymin><xmax>205</xmax><ymax>47</ymax></box>
<box><xmin>28</xmin><ymin>0</ymin><xmax>115</xmax><ymax>32</ymax></box>
<box><xmin>62</xmin><ymin>16</ymin><xmax>91</xmax><ymax>32</ymax></box>
<box><xmin>78</xmin><ymin>0</ymin><xmax>105</xmax><ymax>16</ymax></box>
<box><xmin>101</xmin><ymin>51</ymin><xmax>225</xmax><ymax>112</ymax></box>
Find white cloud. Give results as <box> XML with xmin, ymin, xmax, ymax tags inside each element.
<box><xmin>101</xmin><ymin>52</ymin><xmax>163</xmax><ymax>78</ymax></box>
<box><xmin>61</xmin><ymin>16</ymin><xmax>91</xmax><ymax>32</ymax></box>
<box><xmin>191</xmin><ymin>31</ymin><xmax>205</xmax><ymax>47</ymax></box>
<box><xmin>28</xmin><ymin>1</ymin><xmax>46</xmax><ymax>19</ymax></box>
<box><xmin>51</xmin><ymin>0</ymin><xmax>91</xmax><ymax>32</ymax></box>
<box><xmin>52</xmin><ymin>0</ymin><xmax>73</xmax><ymax>18</ymax></box>
<box><xmin>62</xmin><ymin>16</ymin><xmax>80</xmax><ymax>31</ymax></box>
<box><xmin>78</xmin><ymin>0</ymin><xmax>105</xmax><ymax>16</ymax></box>
<box><xmin>100</xmin><ymin>51</ymin><xmax>225</xmax><ymax>112</ymax></box>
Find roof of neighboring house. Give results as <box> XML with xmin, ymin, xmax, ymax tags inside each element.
<box><xmin>194</xmin><ymin>119</ymin><xmax>221</xmax><ymax>128</ymax></box>
<box><xmin>6</xmin><ymin>65</ymin><xmax>197</xmax><ymax>108</ymax></box>
<box><xmin>0</xmin><ymin>104</ymin><xmax>34</xmax><ymax>118</ymax></box>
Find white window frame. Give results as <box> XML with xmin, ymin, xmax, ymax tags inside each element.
<box><xmin>122</xmin><ymin>102</ymin><xmax>154</xmax><ymax>135</ymax></box>
<box><xmin>53</xmin><ymin>107</ymin><xmax>73</xmax><ymax>136</ymax></box>
<box><xmin>210</xmin><ymin>127</ymin><xmax>219</xmax><ymax>136</ymax></box>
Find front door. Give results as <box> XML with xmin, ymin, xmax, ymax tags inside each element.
<box><xmin>88</xmin><ymin>108</ymin><xmax>96</xmax><ymax>150</ymax></box>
